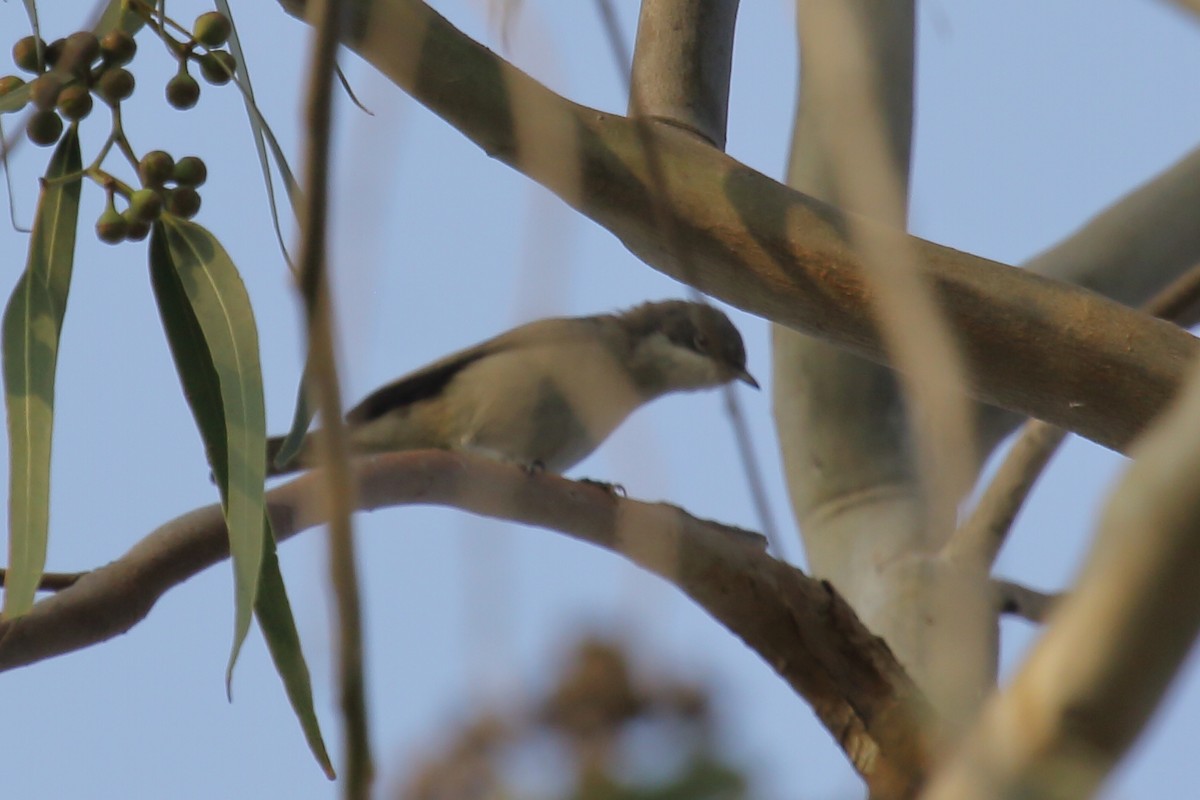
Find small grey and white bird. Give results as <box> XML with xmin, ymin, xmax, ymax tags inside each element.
<box><xmin>267</xmin><ymin>300</ymin><xmax>757</xmax><ymax>476</ymax></box>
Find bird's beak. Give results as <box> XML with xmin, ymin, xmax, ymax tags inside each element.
<box><xmin>736</xmin><ymin>369</ymin><xmax>760</xmax><ymax>390</ymax></box>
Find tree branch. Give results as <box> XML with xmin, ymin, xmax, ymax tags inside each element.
<box><xmin>0</xmin><ymin>450</ymin><xmax>934</xmax><ymax>797</ymax></box>
<box><xmin>925</xmin><ymin>355</ymin><xmax>1200</xmax><ymax>799</ymax></box>
<box><xmin>274</xmin><ymin>0</ymin><xmax>1196</xmax><ymax>454</ymax></box>
<box><xmin>946</xmin><ymin>260</ymin><xmax>1200</xmax><ymax>570</ymax></box>
<box><xmin>629</xmin><ymin>0</ymin><xmax>739</xmax><ymax>148</ymax></box>
<box><xmin>294</xmin><ymin>0</ymin><xmax>372</xmax><ymax>793</ymax></box>
<box><xmin>992</xmin><ymin>579</ymin><xmax>1061</xmax><ymax>625</ymax></box>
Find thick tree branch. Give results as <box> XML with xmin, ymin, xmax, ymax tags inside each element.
<box><xmin>926</xmin><ymin>349</ymin><xmax>1200</xmax><ymax>799</ymax></box>
<box><xmin>977</xmin><ymin>146</ymin><xmax>1200</xmax><ymax>452</ymax></box>
<box><xmin>0</xmin><ymin>452</ymin><xmax>933</xmax><ymax>797</ymax></box>
<box><xmin>276</xmin><ymin>0</ymin><xmax>1196</xmax><ymax>454</ymax></box>
<box><xmin>629</xmin><ymin>0</ymin><xmax>739</xmax><ymax>148</ymax></box>
<box><xmin>947</xmin><ymin>260</ymin><xmax>1200</xmax><ymax>570</ymax></box>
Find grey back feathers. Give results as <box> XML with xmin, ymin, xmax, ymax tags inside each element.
<box><xmin>267</xmin><ymin>300</ymin><xmax>753</xmax><ymax>476</ymax></box>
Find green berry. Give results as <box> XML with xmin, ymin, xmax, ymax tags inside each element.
<box><xmin>0</xmin><ymin>75</ymin><xmax>25</xmax><ymax>97</ymax></box>
<box><xmin>100</xmin><ymin>31</ymin><xmax>137</xmax><ymax>66</ymax></box>
<box><xmin>192</xmin><ymin>12</ymin><xmax>232</xmax><ymax>48</ymax></box>
<box><xmin>138</xmin><ymin>151</ymin><xmax>175</xmax><ymax>187</ymax></box>
<box><xmin>56</xmin><ymin>82</ymin><xmax>93</xmax><ymax>120</ymax></box>
<box><xmin>44</xmin><ymin>39</ymin><xmax>65</xmax><ymax>69</ymax></box>
<box><xmin>166</xmin><ymin>71</ymin><xmax>200</xmax><ymax>109</ymax></box>
<box><xmin>197</xmin><ymin>51</ymin><xmax>236</xmax><ymax>85</ymax></box>
<box><xmin>12</xmin><ymin>36</ymin><xmax>45</xmax><ymax>73</ymax></box>
<box><xmin>96</xmin><ymin>202</ymin><xmax>129</xmax><ymax>244</ymax></box>
<box><xmin>59</xmin><ymin>31</ymin><xmax>100</xmax><ymax>76</ymax></box>
<box><xmin>166</xmin><ymin>186</ymin><xmax>201</xmax><ymax>219</ymax></box>
<box><xmin>124</xmin><ymin>216</ymin><xmax>151</xmax><ymax>242</ymax></box>
<box><xmin>29</xmin><ymin>73</ymin><xmax>64</xmax><ymax>110</ymax></box>
<box><xmin>25</xmin><ymin>109</ymin><xmax>63</xmax><ymax>146</ymax></box>
<box><xmin>172</xmin><ymin>156</ymin><xmax>207</xmax><ymax>187</ymax></box>
<box><xmin>97</xmin><ymin>67</ymin><xmax>135</xmax><ymax>103</ymax></box>
<box><xmin>128</xmin><ymin>188</ymin><xmax>163</xmax><ymax>223</ymax></box>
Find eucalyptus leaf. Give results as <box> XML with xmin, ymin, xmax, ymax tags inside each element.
<box><xmin>215</xmin><ymin>0</ymin><xmax>303</xmax><ymax>263</ymax></box>
<box><xmin>148</xmin><ymin>219</ymin><xmax>330</xmax><ymax>775</ymax></box>
<box><xmin>212</xmin><ymin>0</ymin><xmax>315</xmax><ymax>468</ymax></box>
<box><xmin>0</xmin><ymin>84</ymin><xmax>32</xmax><ymax>115</ymax></box>
<box><xmin>1</xmin><ymin>126</ymin><xmax>81</xmax><ymax>618</ymax></box>
<box><xmin>257</xmin><ymin>519</ymin><xmax>335</xmax><ymax>778</ymax></box>
<box><xmin>93</xmin><ymin>0</ymin><xmax>145</xmax><ymax>36</ymax></box>
<box><xmin>147</xmin><ymin>217</ymin><xmax>266</xmax><ymax>688</ymax></box>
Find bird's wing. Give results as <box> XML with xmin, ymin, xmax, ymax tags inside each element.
<box><xmin>344</xmin><ymin>316</ymin><xmax>609</xmax><ymax>425</ymax></box>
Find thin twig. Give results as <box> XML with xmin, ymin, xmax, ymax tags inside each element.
<box><xmin>992</xmin><ymin>579</ymin><xmax>1061</xmax><ymax>624</ymax></box>
<box><xmin>1144</xmin><ymin>259</ymin><xmax>1200</xmax><ymax>328</ymax></box>
<box><xmin>944</xmin><ymin>421</ymin><xmax>1067</xmax><ymax>569</ymax></box>
<box><xmin>946</xmin><ymin>259</ymin><xmax>1200</xmax><ymax>570</ymax></box>
<box><xmin>296</xmin><ymin>1</ymin><xmax>373</xmax><ymax>795</ymax></box>
<box><xmin>0</xmin><ymin>568</ymin><xmax>85</xmax><ymax>592</ymax></box>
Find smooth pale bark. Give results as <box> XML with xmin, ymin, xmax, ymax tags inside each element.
<box><xmin>775</xmin><ymin>1</ymin><xmax>995</xmax><ymax>733</ymax></box>
<box><xmin>926</xmin><ymin>356</ymin><xmax>1200</xmax><ymax>799</ymax></box>
<box><xmin>1027</xmin><ymin>147</ymin><xmax>1200</xmax><ymax>309</ymax></box>
<box><xmin>630</xmin><ymin>0</ymin><xmax>739</xmax><ymax>148</ymax></box>
<box><xmin>976</xmin><ymin>144</ymin><xmax>1200</xmax><ymax>451</ymax></box>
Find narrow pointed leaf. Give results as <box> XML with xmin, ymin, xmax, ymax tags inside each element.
<box><xmin>20</xmin><ymin>1</ymin><xmax>40</xmax><ymax>43</ymax></box>
<box><xmin>273</xmin><ymin>362</ymin><xmax>312</xmax><ymax>469</ymax></box>
<box><xmin>215</xmin><ymin>0</ymin><xmax>303</xmax><ymax>263</ymax></box>
<box><xmin>93</xmin><ymin>0</ymin><xmax>146</xmax><ymax>36</ymax></box>
<box><xmin>257</xmin><ymin>519</ymin><xmax>335</xmax><ymax>778</ymax></box>
<box><xmin>150</xmin><ymin>224</ymin><xmax>331</xmax><ymax>772</ymax></box>
<box><xmin>148</xmin><ymin>217</ymin><xmax>266</xmax><ymax>689</ymax></box>
<box><xmin>2</xmin><ymin>126</ymin><xmax>81</xmax><ymax>618</ymax></box>
<box><xmin>212</xmin><ymin>0</ymin><xmax>315</xmax><ymax>467</ymax></box>
<box><xmin>0</xmin><ymin>83</ymin><xmax>32</xmax><ymax>114</ymax></box>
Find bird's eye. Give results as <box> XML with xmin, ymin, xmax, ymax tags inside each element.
<box><xmin>693</xmin><ymin>333</ymin><xmax>708</xmax><ymax>351</ymax></box>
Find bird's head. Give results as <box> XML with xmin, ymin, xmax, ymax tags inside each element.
<box><xmin>621</xmin><ymin>300</ymin><xmax>758</xmax><ymax>395</ymax></box>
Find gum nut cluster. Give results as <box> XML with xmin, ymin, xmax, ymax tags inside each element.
<box><xmin>96</xmin><ymin>151</ymin><xmax>208</xmax><ymax>244</ymax></box>
<box><xmin>1</xmin><ymin>28</ymin><xmax>141</xmax><ymax>146</ymax></box>
<box><xmin>0</xmin><ymin>11</ymin><xmax>238</xmax><ymax>147</ymax></box>
<box><xmin>166</xmin><ymin>11</ymin><xmax>238</xmax><ymax>111</ymax></box>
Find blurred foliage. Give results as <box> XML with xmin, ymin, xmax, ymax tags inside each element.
<box><xmin>395</xmin><ymin>637</ymin><xmax>749</xmax><ymax>800</ymax></box>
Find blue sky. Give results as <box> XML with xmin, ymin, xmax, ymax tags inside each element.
<box><xmin>3</xmin><ymin>1</ymin><xmax>1200</xmax><ymax>797</ymax></box>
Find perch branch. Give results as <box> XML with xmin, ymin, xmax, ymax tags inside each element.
<box><xmin>0</xmin><ymin>450</ymin><xmax>934</xmax><ymax>797</ymax></box>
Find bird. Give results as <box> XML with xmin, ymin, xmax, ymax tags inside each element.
<box><xmin>266</xmin><ymin>299</ymin><xmax>757</xmax><ymax>476</ymax></box>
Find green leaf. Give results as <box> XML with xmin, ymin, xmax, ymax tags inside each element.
<box><xmin>93</xmin><ymin>0</ymin><xmax>144</xmax><ymax>37</ymax></box>
<box><xmin>273</xmin><ymin>361</ymin><xmax>313</xmax><ymax>469</ymax></box>
<box><xmin>20</xmin><ymin>1</ymin><xmax>41</xmax><ymax>45</ymax></box>
<box><xmin>257</xmin><ymin>518</ymin><xmax>335</xmax><ymax>778</ymax></box>
<box><xmin>212</xmin><ymin>0</ymin><xmax>315</xmax><ymax>470</ymax></box>
<box><xmin>1</xmin><ymin>126</ymin><xmax>81</xmax><ymax>618</ymax></box>
<box><xmin>148</xmin><ymin>217</ymin><xmax>266</xmax><ymax>690</ymax></box>
<box><xmin>150</xmin><ymin>222</ymin><xmax>331</xmax><ymax>775</ymax></box>
<box><xmin>215</xmin><ymin>0</ymin><xmax>303</xmax><ymax>265</ymax></box>
<box><xmin>0</xmin><ymin>83</ymin><xmax>32</xmax><ymax>115</ymax></box>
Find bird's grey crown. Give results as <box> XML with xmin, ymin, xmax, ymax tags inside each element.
<box><xmin>618</xmin><ymin>300</ymin><xmax>748</xmax><ymax>373</ymax></box>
